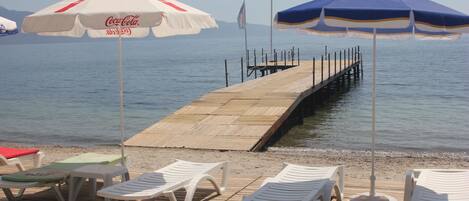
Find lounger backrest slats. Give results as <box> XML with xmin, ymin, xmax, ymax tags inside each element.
<box><xmin>412</xmin><ymin>170</ymin><xmax>469</xmax><ymax>201</ymax></box>
<box><xmin>97</xmin><ymin>160</ymin><xmax>226</xmax><ymax>201</ymax></box>
<box><xmin>277</xmin><ymin>164</ymin><xmax>337</xmax><ymax>182</ymax></box>
<box><xmin>246</xmin><ymin>164</ymin><xmax>341</xmax><ymax>201</ymax></box>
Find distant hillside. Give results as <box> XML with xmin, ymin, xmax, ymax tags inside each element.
<box><xmin>0</xmin><ymin>7</ymin><xmax>281</xmax><ymax>44</ymax></box>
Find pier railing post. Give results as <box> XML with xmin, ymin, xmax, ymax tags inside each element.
<box><xmin>352</xmin><ymin>47</ymin><xmax>355</xmax><ymax>64</ymax></box>
<box><xmin>321</xmin><ymin>55</ymin><xmax>324</xmax><ymax>83</ymax></box>
<box><xmin>291</xmin><ymin>47</ymin><xmax>295</xmax><ymax>67</ymax></box>
<box><xmin>246</xmin><ymin>50</ymin><xmax>250</xmax><ymax>77</ymax></box>
<box><xmin>274</xmin><ymin>49</ymin><xmax>277</xmax><ymax>63</ymax></box>
<box><xmin>328</xmin><ymin>53</ymin><xmax>331</xmax><ymax>79</ymax></box>
<box><xmin>261</xmin><ymin>48</ymin><xmax>264</xmax><ymax>63</ymax></box>
<box><xmin>224</xmin><ymin>59</ymin><xmax>229</xmax><ymax>87</ymax></box>
<box><xmin>354</xmin><ymin>46</ymin><xmax>356</xmax><ymax>62</ymax></box>
<box><xmin>297</xmin><ymin>48</ymin><xmax>300</xmax><ymax>65</ymax></box>
<box><xmin>313</xmin><ymin>57</ymin><xmax>316</xmax><ymax>85</ymax></box>
<box><xmin>254</xmin><ymin>49</ymin><xmax>257</xmax><ymax>79</ymax></box>
<box><xmin>241</xmin><ymin>57</ymin><xmax>244</xmax><ymax>83</ymax></box>
<box><xmin>361</xmin><ymin>53</ymin><xmax>364</xmax><ymax>76</ymax></box>
<box><xmin>284</xmin><ymin>51</ymin><xmax>287</xmax><ymax>68</ymax></box>
<box><xmin>340</xmin><ymin>51</ymin><xmax>342</xmax><ymax>72</ymax></box>
<box><xmin>343</xmin><ymin>49</ymin><xmax>346</xmax><ymax>70</ymax></box>
<box><xmin>347</xmin><ymin>48</ymin><xmax>350</xmax><ymax>67</ymax></box>
<box><xmin>334</xmin><ymin>51</ymin><xmax>337</xmax><ymax>75</ymax></box>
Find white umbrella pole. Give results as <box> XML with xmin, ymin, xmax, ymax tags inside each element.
<box><xmin>370</xmin><ymin>28</ymin><xmax>377</xmax><ymax>197</ymax></box>
<box><xmin>117</xmin><ymin>26</ymin><xmax>126</xmax><ymax>166</ymax></box>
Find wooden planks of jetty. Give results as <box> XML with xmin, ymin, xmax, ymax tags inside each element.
<box><xmin>126</xmin><ymin>47</ymin><xmax>362</xmax><ymax>151</ymax></box>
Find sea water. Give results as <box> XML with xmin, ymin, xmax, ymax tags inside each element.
<box><xmin>1</xmin><ymin>31</ymin><xmax>468</xmax><ymax>152</ymax></box>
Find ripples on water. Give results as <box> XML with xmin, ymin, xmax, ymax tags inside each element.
<box><xmin>0</xmin><ymin>33</ymin><xmax>468</xmax><ymax>153</ymax></box>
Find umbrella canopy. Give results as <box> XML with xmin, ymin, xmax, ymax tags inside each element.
<box><xmin>300</xmin><ymin>20</ymin><xmax>462</xmax><ymax>40</ymax></box>
<box><xmin>22</xmin><ymin>0</ymin><xmax>217</xmax><ymax>38</ymax></box>
<box><xmin>276</xmin><ymin>0</ymin><xmax>469</xmax><ymax>33</ymax></box>
<box><xmin>275</xmin><ymin>0</ymin><xmax>469</xmax><ymax>200</ymax></box>
<box><xmin>22</xmin><ymin>0</ymin><xmax>217</xmax><ymax>167</ymax></box>
<box><xmin>0</xmin><ymin>16</ymin><xmax>18</xmax><ymax>36</ymax></box>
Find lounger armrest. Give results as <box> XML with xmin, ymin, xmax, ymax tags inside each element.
<box><xmin>34</xmin><ymin>152</ymin><xmax>45</xmax><ymax>168</ymax></box>
<box><xmin>260</xmin><ymin>177</ymin><xmax>279</xmax><ymax>187</ymax></box>
<box><xmin>336</xmin><ymin>166</ymin><xmax>345</xmax><ymax>201</ymax></box>
<box><xmin>404</xmin><ymin>170</ymin><xmax>417</xmax><ymax>201</ymax></box>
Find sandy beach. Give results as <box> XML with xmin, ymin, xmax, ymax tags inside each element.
<box><xmin>1</xmin><ymin>143</ymin><xmax>468</xmax><ymax>201</ymax></box>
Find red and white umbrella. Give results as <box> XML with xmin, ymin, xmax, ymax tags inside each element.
<box><xmin>23</xmin><ymin>0</ymin><xmax>217</xmax><ymax>38</ymax></box>
<box><xmin>22</xmin><ymin>0</ymin><xmax>218</xmax><ymax>165</ymax></box>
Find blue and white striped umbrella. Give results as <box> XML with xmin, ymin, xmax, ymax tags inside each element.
<box><xmin>0</xmin><ymin>16</ymin><xmax>18</xmax><ymax>37</ymax></box>
<box><xmin>275</xmin><ymin>0</ymin><xmax>469</xmax><ymax>200</ymax></box>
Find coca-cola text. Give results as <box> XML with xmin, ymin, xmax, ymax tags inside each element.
<box><xmin>105</xmin><ymin>15</ymin><xmax>140</xmax><ymax>27</ymax></box>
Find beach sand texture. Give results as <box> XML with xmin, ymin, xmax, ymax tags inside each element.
<box><xmin>0</xmin><ymin>144</ymin><xmax>468</xmax><ymax>201</ymax></box>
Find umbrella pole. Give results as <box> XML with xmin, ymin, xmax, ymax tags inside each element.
<box><xmin>117</xmin><ymin>26</ymin><xmax>126</xmax><ymax>167</ymax></box>
<box><xmin>370</xmin><ymin>28</ymin><xmax>377</xmax><ymax>197</ymax></box>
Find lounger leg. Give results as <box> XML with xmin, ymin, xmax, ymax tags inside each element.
<box><xmin>17</xmin><ymin>189</ymin><xmax>25</xmax><ymax>198</ymax></box>
<box><xmin>52</xmin><ymin>185</ymin><xmax>65</xmax><ymax>201</ymax></box>
<box><xmin>337</xmin><ymin>166</ymin><xmax>344</xmax><ymax>201</ymax></box>
<box><xmin>404</xmin><ymin>170</ymin><xmax>416</xmax><ymax>201</ymax></box>
<box><xmin>103</xmin><ymin>176</ymin><xmax>115</xmax><ymax>201</ymax></box>
<box><xmin>2</xmin><ymin>188</ymin><xmax>18</xmax><ymax>201</ymax></box>
<box><xmin>184</xmin><ymin>174</ymin><xmax>222</xmax><ymax>201</ymax></box>
<box><xmin>69</xmin><ymin>177</ymin><xmax>85</xmax><ymax>201</ymax></box>
<box><xmin>122</xmin><ymin>172</ymin><xmax>130</xmax><ymax>182</ymax></box>
<box><xmin>333</xmin><ymin>185</ymin><xmax>342</xmax><ymax>201</ymax></box>
<box><xmin>164</xmin><ymin>192</ymin><xmax>177</xmax><ymax>201</ymax></box>
<box><xmin>323</xmin><ymin>182</ymin><xmax>333</xmax><ymax>201</ymax></box>
<box><xmin>89</xmin><ymin>178</ymin><xmax>98</xmax><ymax>200</ymax></box>
<box><xmin>15</xmin><ymin>163</ymin><xmax>26</xmax><ymax>172</ymax></box>
<box><xmin>220</xmin><ymin>162</ymin><xmax>229</xmax><ymax>192</ymax></box>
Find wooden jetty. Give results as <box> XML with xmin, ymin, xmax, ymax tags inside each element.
<box><xmin>126</xmin><ymin>47</ymin><xmax>362</xmax><ymax>151</ymax></box>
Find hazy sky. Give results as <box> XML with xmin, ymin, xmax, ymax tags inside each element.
<box><xmin>1</xmin><ymin>0</ymin><xmax>469</xmax><ymax>25</ymax></box>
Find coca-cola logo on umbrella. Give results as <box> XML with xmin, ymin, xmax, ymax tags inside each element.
<box><xmin>105</xmin><ymin>15</ymin><xmax>140</xmax><ymax>28</ymax></box>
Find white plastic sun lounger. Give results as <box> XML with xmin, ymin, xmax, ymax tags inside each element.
<box><xmin>0</xmin><ymin>153</ymin><xmax>124</xmax><ymax>201</ymax></box>
<box><xmin>0</xmin><ymin>177</ymin><xmax>65</xmax><ymax>201</ymax></box>
<box><xmin>243</xmin><ymin>163</ymin><xmax>344</xmax><ymax>201</ymax></box>
<box><xmin>0</xmin><ymin>151</ymin><xmax>44</xmax><ymax>171</ymax></box>
<box><xmin>97</xmin><ymin>160</ymin><xmax>228</xmax><ymax>201</ymax></box>
<box><xmin>404</xmin><ymin>169</ymin><xmax>469</xmax><ymax>201</ymax></box>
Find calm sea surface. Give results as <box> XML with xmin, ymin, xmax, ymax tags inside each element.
<box><xmin>1</xmin><ymin>32</ymin><xmax>468</xmax><ymax>152</ymax></box>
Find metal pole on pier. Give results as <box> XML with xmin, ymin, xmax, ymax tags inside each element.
<box><xmin>246</xmin><ymin>50</ymin><xmax>250</xmax><ymax>77</ymax></box>
<box><xmin>297</xmin><ymin>48</ymin><xmax>300</xmax><ymax>65</ymax></box>
<box><xmin>328</xmin><ymin>53</ymin><xmax>331</xmax><ymax>79</ymax></box>
<box><xmin>224</xmin><ymin>59</ymin><xmax>229</xmax><ymax>87</ymax></box>
<box><xmin>321</xmin><ymin>55</ymin><xmax>324</xmax><ymax>83</ymax></box>
<box><xmin>238</xmin><ymin>0</ymin><xmax>249</xmax><ymax>71</ymax></box>
<box><xmin>241</xmin><ymin>57</ymin><xmax>244</xmax><ymax>83</ymax></box>
<box><xmin>340</xmin><ymin>51</ymin><xmax>342</xmax><ymax>71</ymax></box>
<box><xmin>313</xmin><ymin>57</ymin><xmax>316</xmax><ymax>85</ymax></box>
<box><xmin>334</xmin><ymin>52</ymin><xmax>337</xmax><ymax>75</ymax></box>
